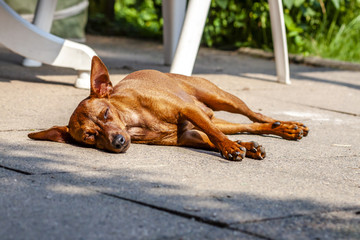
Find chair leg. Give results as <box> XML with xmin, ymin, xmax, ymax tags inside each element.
<box><xmin>23</xmin><ymin>0</ymin><xmax>58</xmax><ymax>67</ymax></box>
<box><xmin>170</xmin><ymin>0</ymin><xmax>211</xmax><ymax>76</ymax></box>
<box><xmin>268</xmin><ymin>0</ymin><xmax>290</xmax><ymax>84</ymax></box>
<box><xmin>0</xmin><ymin>1</ymin><xmax>96</xmax><ymax>88</ymax></box>
<box><xmin>162</xmin><ymin>0</ymin><xmax>187</xmax><ymax>65</ymax></box>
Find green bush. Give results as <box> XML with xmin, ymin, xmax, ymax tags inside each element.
<box><xmin>87</xmin><ymin>0</ymin><xmax>162</xmax><ymax>38</ymax></box>
<box><xmin>204</xmin><ymin>0</ymin><xmax>360</xmax><ymax>63</ymax></box>
<box><xmin>282</xmin><ymin>0</ymin><xmax>360</xmax><ymax>62</ymax></box>
<box><xmin>87</xmin><ymin>0</ymin><xmax>360</xmax><ymax>63</ymax></box>
<box><xmin>204</xmin><ymin>0</ymin><xmax>273</xmax><ymax>50</ymax></box>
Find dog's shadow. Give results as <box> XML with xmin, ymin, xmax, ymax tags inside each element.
<box><xmin>69</xmin><ymin>133</ymin><xmax>285</xmax><ymax>161</ymax></box>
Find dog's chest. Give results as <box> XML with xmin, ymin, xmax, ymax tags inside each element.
<box><xmin>127</xmin><ymin>126</ymin><xmax>177</xmax><ymax>145</ymax></box>
<box><xmin>124</xmin><ymin>110</ymin><xmax>178</xmax><ymax>144</ymax></box>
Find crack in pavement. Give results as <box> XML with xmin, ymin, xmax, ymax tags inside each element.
<box><xmin>0</xmin><ymin>165</ymin><xmax>272</xmax><ymax>239</ymax></box>
<box><xmin>0</xmin><ymin>164</ymin><xmax>32</xmax><ymax>175</ymax></box>
<box><xmin>232</xmin><ymin>207</ymin><xmax>360</xmax><ymax>225</ymax></box>
<box><xmin>0</xmin><ymin>129</ymin><xmax>40</xmax><ymax>132</ymax></box>
<box><xmin>98</xmin><ymin>190</ymin><xmax>273</xmax><ymax>240</ymax></box>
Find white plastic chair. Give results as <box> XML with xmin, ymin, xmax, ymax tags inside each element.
<box><xmin>0</xmin><ymin>0</ymin><xmax>187</xmax><ymax>88</ymax></box>
<box><xmin>0</xmin><ymin>0</ymin><xmax>290</xmax><ymax>88</ymax></box>
<box><xmin>0</xmin><ymin>0</ymin><xmax>96</xmax><ymax>88</ymax></box>
<box><xmin>165</xmin><ymin>0</ymin><xmax>291</xmax><ymax>84</ymax></box>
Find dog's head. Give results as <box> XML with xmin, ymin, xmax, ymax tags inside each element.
<box><xmin>28</xmin><ymin>56</ymin><xmax>131</xmax><ymax>153</ymax></box>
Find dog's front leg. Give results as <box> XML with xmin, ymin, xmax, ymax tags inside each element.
<box><xmin>180</xmin><ymin>105</ymin><xmax>246</xmax><ymax>161</ymax></box>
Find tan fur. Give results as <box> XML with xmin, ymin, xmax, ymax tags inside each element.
<box><xmin>28</xmin><ymin>56</ymin><xmax>308</xmax><ymax>161</ymax></box>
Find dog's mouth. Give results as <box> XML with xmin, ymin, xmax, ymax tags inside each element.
<box><xmin>119</xmin><ymin>140</ymin><xmax>130</xmax><ymax>153</ymax></box>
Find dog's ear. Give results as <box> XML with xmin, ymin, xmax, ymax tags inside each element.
<box><xmin>90</xmin><ymin>56</ymin><xmax>113</xmax><ymax>98</ymax></box>
<box><xmin>28</xmin><ymin>126</ymin><xmax>72</xmax><ymax>143</ymax></box>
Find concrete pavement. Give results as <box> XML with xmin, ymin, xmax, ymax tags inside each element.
<box><xmin>0</xmin><ymin>35</ymin><xmax>359</xmax><ymax>239</ymax></box>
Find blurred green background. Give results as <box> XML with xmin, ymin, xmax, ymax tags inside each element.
<box><xmin>6</xmin><ymin>0</ymin><xmax>360</xmax><ymax>63</ymax></box>
<box><xmin>87</xmin><ymin>0</ymin><xmax>360</xmax><ymax>63</ymax></box>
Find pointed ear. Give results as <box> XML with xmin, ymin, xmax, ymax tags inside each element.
<box><xmin>90</xmin><ymin>56</ymin><xmax>113</xmax><ymax>98</ymax></box>
<box><xmin>28</xmin><ymin>126</ymin><xmax>72</xmax><ymax>143</ymax></box>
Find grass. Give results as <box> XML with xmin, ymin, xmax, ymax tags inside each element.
<box><xmin>305</xmin><ymin>14</ymin><xmax>360</xmax><ymax>63</ymax></box>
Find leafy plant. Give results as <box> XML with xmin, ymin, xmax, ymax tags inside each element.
<box><xmin>204</xmin><ymin>0</ymin><xmax>272</xmax><ymax>50</ymax></box>
<box><xmin>87</xmin><ymin>0</ymin><xmax>360</xmax><ymax>63</ymax></box>
<box><xmin>283</xmin><ymin>0</ymin><xmax>360</xmax><ymax>62</ymax></box>
<box><xmin>87</xmin><ymin>0</ymin><xmax>163</xmax><ymax>38</ymax></box>
<box><xmin>113</xmin><ymin>0</ymin><xmax>162</xmax><ymax>38</ymax></box>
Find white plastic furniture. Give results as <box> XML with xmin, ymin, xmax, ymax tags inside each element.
<box><xmin>0</xmin><ymin>0</ymin><xmax>290</xmax><ymax>89</ymax></box>
<box><xmin>22</xmin><ymin>0</ymin><xmax>57</xmax><ymax>68</ymax></box>
<box><xmin>162</xmin><ymin>0</ymin><xmax>186</xmax><ymax>65</ymax></box>
<box><xmin>166</xmin><ymin>0</ymin><xmax>291</xmax><ymax>84</ymax></box>
<box><xmin>22</xmin><ymin>0</ymin><xmax>89</xmax><ymax>68</ymax></box>
<box><xmin>0</xmin><ymin>0</ymin><xmax>96</xmax><ymax>89</ymax></box>
<box><xmin>0</xmin><ymin>0</ymin><xmax>185</xmax><ymax>88</ymax></box>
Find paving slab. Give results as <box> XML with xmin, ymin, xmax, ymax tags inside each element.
<box><xmin>235</xmin><ymin>209</ymin><xmax>360</xmax><ymax>240</ymax></box>
<box><xmin>0</xmin><ymin>174</ymin><xmax>253</xmax><ymax>240</ymax></box>
<box><xmin>51</xmin><ymin>154</ymin><xmax>359</xmax><ymax>221</ymax></box>
<box><xmin>0</xmin><ymin>167</ymin><xmax>18</xmax><ymax>178</ymax></box>
<box><xmin>201</xmin><ymin>70</ymin><xmax>360</xmax><ymax>116</ymax></box>
<box><xmin>1</xmin><ymin>131</ymin><xmax>358</xmax><ymax>224</ymax></box>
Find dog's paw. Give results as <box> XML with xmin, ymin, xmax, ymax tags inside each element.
<box><xmin>271</xmin><ymin>121</ymin><xmax>308</xmax><ymax>140</ymax></box>
<box><xmin>237</xmin><ymin>140</ymin><xmax>266</xmax><ymax>160</ymax></box>
<box><xmin>219</xmin><ymin>140</ymin><xmax>246</xmax><ymax>161</ymax></box>
<box><xmin>285</xmin><ymin>121</ymin><xmax>309</xmax><ymax>137</ymax></box>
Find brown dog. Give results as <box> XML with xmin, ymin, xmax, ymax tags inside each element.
<box><xmin>28</xmin><ymin>56</ymin><xmax>308</xmax><ymax>161</ymax></box>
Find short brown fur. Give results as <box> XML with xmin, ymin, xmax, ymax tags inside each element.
<box><xmin>28</xmin><ymin>56</ymin><xmax>309</xmax><ymax>161</ymax></box>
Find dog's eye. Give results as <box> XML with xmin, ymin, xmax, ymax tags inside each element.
<box><xmin>104</xmin><ymin>108</ymin><xmax>110</xmax><ymax>120</ymax></box>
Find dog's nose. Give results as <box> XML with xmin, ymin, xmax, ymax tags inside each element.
<box><xmin>112</xmin><ymin>134</ymin><xmax>126</xmax><ymax>149</ymax></box>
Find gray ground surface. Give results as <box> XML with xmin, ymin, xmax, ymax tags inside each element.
<box><xmin>1</xmin><ymin>35</ymin><xmax>359</xmax><ymax>239</ymax></box>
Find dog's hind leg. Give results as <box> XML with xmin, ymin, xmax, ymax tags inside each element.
<box><xmin>212</xmin><ymin>117</ymin><xmax>304</xmax><ymax>140</ymax></box>
<box><xmin>205</xmin><ymin>89</ymin><xmax>310</xmax><ymax>137</ymax></box>
<box><xmin>170</xmin><ymin>74</ymin><xmax>308</xmax><ymax>137</ymax></box>
<box><xmin>175</xmin><ymin>75</ymin><xmax>275</xmax><ymax>123</ymax></box>
<box><xmin>189</xmin><ymin>77</ymin><xmax>308</xmax><ymax>137</ymax></box>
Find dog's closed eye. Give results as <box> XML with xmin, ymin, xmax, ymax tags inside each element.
<box><xmin>104</xmin><ymin>108</ymin><xmax>110</xmax><ymax>120</ymax></box>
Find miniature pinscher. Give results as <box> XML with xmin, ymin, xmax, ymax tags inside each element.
<box><xmin>28</xmin><ymin>56</ymin><xmax>308</xmax><ymax>161</ymax></box>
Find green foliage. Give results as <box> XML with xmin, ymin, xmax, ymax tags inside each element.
<box><xmin>87</xmin><ymin>0</ymin><xmax>162</xmax><ymax>38</ymax></box>
<box><xmin>310</xmin><ymin>13</ymin><xmax>360</xmax><ymax>62</ymax></box>
<box><xmin>87</xmin><ymin>0</ymin><xmax>360</xmax><ymax>63</ymax></box>
<box><xmin>204</xmin><ymin>0</ymin><xmax>360</xmax><ymax>62</ymax></box>
<box><xmin>204</xmin><ymin>0</ymin><xmax>272</xmax><ymax>50</ymax></box>
<box><xmin>282</xmin><ymin>0</ymin><xmax>360</xmax><ymax>62</ymax></box>
<box><xmin>113</xmin><ymin>0</ymin><xmax>162</xmax><ymax>38</ymax></box>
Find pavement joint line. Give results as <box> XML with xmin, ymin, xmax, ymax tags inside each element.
<box><xmin>304</xmin><ymin>105</ymin><xmax>359</xmax><ymax>117</ymax></box>
<box><xmin>0</xmin><ymin>167</ymin><xmax>113</xmax><ymax>176</ymax></box>
<box><xmin>0</xmin><ymin>164</ymin><xmax>32</xmax><ymax>175</ymax></box>
<box><xmin>231</xmin><ymin>207</ymin><xmax>360</xmax><ymax>226</ymax></box>
<box><xmin>242</xmin><ymin>92</ymin><xmax>359</xmax><ymax>117</ymax></box>
<box><xmin>312</xmin><ymin>154</ymin><xmax>360</xmax><ymax>159</ymax></box>
<box><xmin>38</xmin><ymin>171</ymin><xmax>74</xmax><ymax>175</ymax></box>
<box><xmin>97</xmin><ymin>190</ymin><xmax>273</xmax><ymax>240</ymax></box>
<box><xmin>0</xmin><ymin>166</ymin><xmax>76</xmax><ymax>176</ymax></box>
<box><xmin>280</xmin><ymin>100</ymin><xmax>360</xmax><ymax>117</ymax></box>
<box><xmin>0</xmin><ymin>128</ymin><xmax>43</xmax><ymax>133</ymax></box>
<box><xmin>263</xmin><ymin>95</ymin><xmax>359</xmax><ymax>117</ymax></box>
